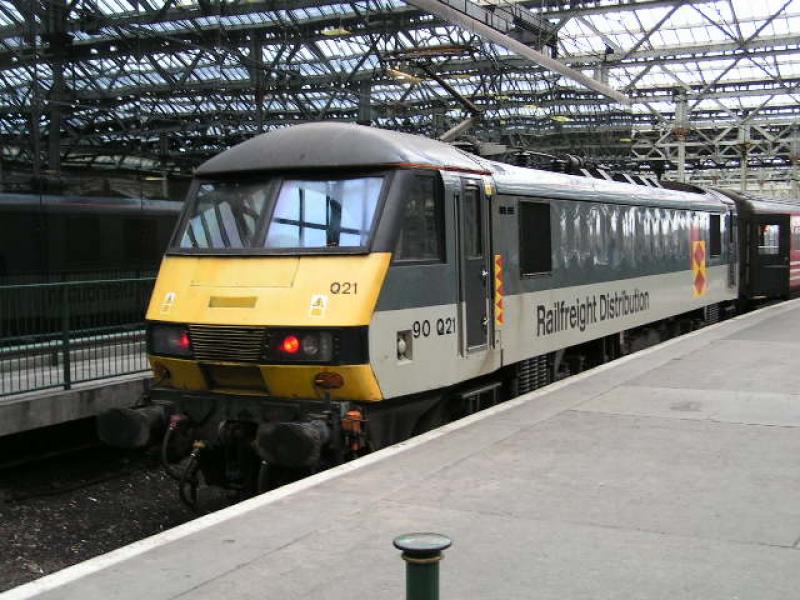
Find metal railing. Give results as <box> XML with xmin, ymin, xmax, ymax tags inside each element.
<box><xmin>0</xmin><ymin>278</ymin><xmax>156</xmax><ymax>397</ymax></box>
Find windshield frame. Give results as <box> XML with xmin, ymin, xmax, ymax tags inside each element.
<box><xmin>167</xmin><ymin>169</ymin><xmax>394</xmax><ymax>256</ymax></box>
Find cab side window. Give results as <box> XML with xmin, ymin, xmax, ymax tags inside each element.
<box><xmin>394</xmin><ymin>173</ymin><xmax>445</xmax><ymax>262</ymax></box>
<box><xmin>519</xmin><ymin>201</ymin><xmax>552</xmax><ymax>275</ymax></box>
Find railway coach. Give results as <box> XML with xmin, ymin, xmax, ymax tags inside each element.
<box><xmin>119</xmin><ymin>123</ymin><xmax>738</xmax><ymax>497</ymax></box>
<box><xmin>0</xmin><ymin>193</ymin><xmax>179</xmax><ymax>284</ymax></box>
<box><xmin>0</xmin><ymin>194</ymin><xmax>180</xmax><ymax>338</ymax></box>
<box><xmin>711</xmin><ymin>189</ymin><xmax>800</xmax><ymax>301</ymax></box>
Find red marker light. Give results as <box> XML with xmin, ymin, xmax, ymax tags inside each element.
<box><xmin>178</xmin><ymin>332</ymin><xmax>191</xmax><ymax>350</ymax></box>
<box><xmin>280</xmin><ymin>335</ymin><xmax>300</xmax><ymax>354</ymax></box>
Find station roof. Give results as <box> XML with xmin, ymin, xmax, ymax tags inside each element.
<box><xmin>0</xmin><ymin>0</ymin><xmax>797</xmax><ymax>186</ymax></box>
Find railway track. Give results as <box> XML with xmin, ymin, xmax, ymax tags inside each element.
<box><xmin>0</xmin><ymin>419</ymin><xmax>102</xmax><ymax>473</ymax></box>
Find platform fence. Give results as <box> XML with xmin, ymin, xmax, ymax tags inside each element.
<box><xmin>0</xmin><ymin>278</ymin><xmax>155</xmax><ymax>397</ymax></box>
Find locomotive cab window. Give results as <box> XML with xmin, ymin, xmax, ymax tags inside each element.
<box><xmin>394</xmin><ymin>173</ymin><xmax>445</xmax><ymax>262</ymax></box>
<box><xmin>519</xmin><ymin>201</ymin><xmax>552</xmax><ymax>276</ymax></box>
<box><xmin>174</xmin><ymin>175</ymin><xmax>385</xmax><ymax>252</ymax></box>
<box><xmin>178</xmin><ymin>180</ymin><xmax>274</xmax><ymax>249</ymax></box>
<box><xmin>710</xmin><ymin>214</ymin><xmax>722</xmax><ymax>257</ymax></box>
<box><xmin>265</xmin><ymin>177</ymin><xmax>382</xmax><ymax>249</ymax></box>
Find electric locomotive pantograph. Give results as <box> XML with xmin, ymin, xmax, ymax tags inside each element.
<box><xmin>105</xmin><ymin>123</ymin><xmax>740</xmax><ymax>499</ymax></box>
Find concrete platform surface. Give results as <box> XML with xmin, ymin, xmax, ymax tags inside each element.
<box><xmin>6</xmin><ymin>300</ymin><xmax>800</xmax><ymax>600</ymax></box>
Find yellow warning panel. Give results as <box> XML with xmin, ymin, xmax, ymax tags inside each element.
<box><xmin>692</xmin><ymin>240</ymin><xmax>707</xmax><ymax>297</ymax></box>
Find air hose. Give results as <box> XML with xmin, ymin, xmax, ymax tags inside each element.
<box><xmin>161</xmin><ymin>426</ymin><xmax>183</xmax><ymax>482</ymax></box>
<box><xmin>178</xmin><ymin>444</ymin><xmax>203</xmax><ymax>510</ymax></box>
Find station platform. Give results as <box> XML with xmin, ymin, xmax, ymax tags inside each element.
<box><xmin>0</xmin><ymin>374</ymin><xmax>150</xmax><ymax>437</ymax></box>
<box><xmin>7</xmin><ymin>299</ymin><xmax>800</xmax><ymax>599</ymax></box>
<box><xmin>1</xmin><ymin>331</ymin><xmax>150</xmax><ymax>436</ymax></box>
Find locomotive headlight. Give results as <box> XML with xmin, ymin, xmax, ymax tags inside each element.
<box><xmin>268</xmin><ymin>330</ymin><xmax>334</xmax><ymax>362</ymax></box>
<box><xmin>301</xmin><ymin>334</ymin><xmax>321</xmax><ymax>356</ymax></box>
<box><xmin>147</xmin><ymin>322</ymin><xmax>193</xmax><ymax>358</ymax></box>
<box><xmin>297</xmin><ymin>332</ymin><xmax>333</xmax><ymax>361</ymax></box>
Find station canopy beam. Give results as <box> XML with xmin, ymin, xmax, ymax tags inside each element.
<box><xmin>405</xmin><ymin>0</ymin><xmax>632</xmax><ymax>106</ymax></box>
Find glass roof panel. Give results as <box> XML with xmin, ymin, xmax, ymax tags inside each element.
<box><xmin>0</xmin><ymin>0</ymin><xmax>795</xmax><ymax>180</ymax></box>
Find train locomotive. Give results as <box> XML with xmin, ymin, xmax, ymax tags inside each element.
<box><xmin>109</xmin><ymin>122</ymin><xmax>746</xmax><ymax>500</ymax></box>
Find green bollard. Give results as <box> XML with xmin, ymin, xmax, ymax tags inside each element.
<box><xmin>393</xmin><ymin>532</ymin><xmax>452</xmax><ymax>600</ymax></box>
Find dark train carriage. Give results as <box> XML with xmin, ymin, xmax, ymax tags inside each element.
<box><xmin>0</xmin><ymin>193</ymin><xmax>180</xmax><ymax>285</ymax></box>
<box><xmin>712</xmin><ymin>189</ymin><xmax>800</xmax><ymax>300</ymax></box>
<box><xmin>0</xmin><ymin>194</ymin><xmax>181</xmax><ymax>338</ymax></box>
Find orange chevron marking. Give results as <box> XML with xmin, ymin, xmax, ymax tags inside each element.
<box><xmin>494</xmin><ymin>254</ymin><xmax>504</xmax><ymax>326</ymax></box>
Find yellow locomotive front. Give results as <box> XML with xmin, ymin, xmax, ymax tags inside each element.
<box><xmin>143</xmin><ymin>171</ymin><xmax>398</xmax><ymax>497</ymax></box>
<box><xmin>146</xmin><ymin>174</ymin><xmax>389</xmax><ymax>402</ymax></box>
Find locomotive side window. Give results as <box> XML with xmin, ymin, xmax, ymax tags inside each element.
<box><xmin>394</xmin><ymin>173</ymin><xmax>444</xmax><ymax>262</ymax></box>
<box><xmin>519</xmin><ymin>201</ymin><xmax>552</xmax><ymax>276</ymax></box>
<box><xmin>463</xmin><ymin>187</ymin><xmax>482</xmax><ymax>259</ymax></box>
<box><xmin>709</xmin><ymin>214</ymin><xmax>721</xmax><ymax>257</ymax></box>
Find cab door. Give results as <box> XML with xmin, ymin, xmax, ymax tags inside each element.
<box><xmin>751</xmin><ymin>214</ymin><xmax>790</xmax><ymax>298</ymax></box>
<box><xmin>457</xmin><ymin>180</ymin><xmax>490</xmax><ymax>352</ymax></box>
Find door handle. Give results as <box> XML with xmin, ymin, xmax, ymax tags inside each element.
<box><xmin>481</xmin><ymin>316</ymin><xmax>489</xmax><ymax>328</ymax></box>
<box><xmin>481</xmin><ymin>268</ymin><xmax>489</xmax><ymax>279</ymax></box>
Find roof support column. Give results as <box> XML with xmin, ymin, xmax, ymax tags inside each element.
<box><xmin>672</xmin><ymin>90</ymin><xmax>689</xmax><ymax>182</ymax></box>
<box><xmin>21</xmin><ymin>2</ymin><xmax>42</xmax><ymax>185</ymax></box>
<box><xmin>738</xmin><ymin>122</ymin><xmax>751</xmax><ymax>193</ymax></box>
<box><xmin>44</xmin><ymin>0</ymin><xmax>69</xmax><ymax>175</ymax></box>
<box><xmin>159</xmin><ymin>132</ymin><xmax>169</xmax><ymax>197</ymax></box>
<box><xmin>48</xmin><ymin>64</ymin><xmax>65</xmax><ymax>174</ymax></box>
<box><xmin>356</xmin><ymin>80</ymin><xmax>371</xmax><ymax>126</ymax></box>
<box><xmin>250</xmin><ymin>36</ymin><xmax>265</xmax><ymax>133</ymax></box>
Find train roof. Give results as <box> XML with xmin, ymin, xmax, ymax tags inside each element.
<box><xmin>196</xmin><ymin>123</ymin><xmax>725</xmax><ymax>211</ymax></box>
<box><xmin>712</xmin><ymin>188</ymin><xmax>800</xmax><ymax>215</ymax></box>
<box><xmin>481</xmin><ymin>159</ymin><xmax>726</xmax><ymax>211</ymax></box>
<box><xmin>196</xmin><ymin>122</ymin><xmax>490</xmax><ymax>176</ymax></box>
<box><xmin>0</xmin><ymin>193</ymin><xmax>181</xmax><ymax>214</ymax></box>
